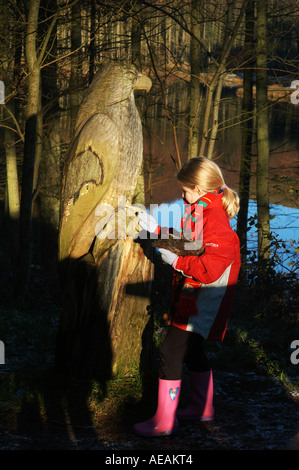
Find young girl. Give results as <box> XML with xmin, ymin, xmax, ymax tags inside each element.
<box><xmin>134</xmin><ymin>156</ymin><xmax>241</xmax><ymax>437</ymax></box>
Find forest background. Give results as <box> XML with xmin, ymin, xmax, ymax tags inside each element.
<box><xmin>0</xmin><ymin>0</ymin><xmax>298</xmax><ymax>450</ymax></box>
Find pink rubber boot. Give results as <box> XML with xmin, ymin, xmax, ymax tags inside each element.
<box><xmin>176</xmin><ymin>370</ymin><xmax>214</xmax><ymax>421</ymax></box>
<box><xmin>133</xmin><ymin>379</ymin><xmax>181</xmax><ymax>437</ymax></box>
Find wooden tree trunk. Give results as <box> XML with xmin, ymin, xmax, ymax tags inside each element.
<box><xmin>237</xmin><ymin>1</ymin><xmax>254</xmax><ymax>269</ymax></box>
<box><xmin>38</xmin><ymin>0</ymin><xmax>60</xmax><ymax>280</ymax></box>
<box><xmin>39</xmin><ymin>121</ymin><xmax>61</xmax><ymax>278</ymax></box>
<box><xmin>17</xmin><ymin>0</ymin><xmax>41</xmax><ymax>295</ymax></box>
<box><xmin>206</xmin><ymin>74</ymin><xmax>224</xmax><ymax>160</ymax></box>
<box><xmin>56</xmin><ymin>64</ymin><xmax>154</xmax><ymax>381</ymax></box>
<box><xmin>4</xmin><ymin>118</ymin><xmax>20</xmax><ymax>267</ymax></box>
<box><xmin>187</xmin><ymin>0</ymin><xmax>202</xmax><ymax>160</ymax></box>
<box><xmin>131</xmin><ymin>1</ymin><xmax>142</xmax><ymax>70</ymax></box>
<box><xmin>56</xmin><ymin>234</ymin><xmax>154</xmax><ymax>379</ymax></box>
<box><xmin>256</xmin><ymin>0</ymin><xmax>270</xmax><ymax>263</ymax></box>
<box><xmin>70</xmin><ymin>3</ymin><xmax>82</xmax><ymax>131</ymax></box>
<box><xmin>1</xmin><ymin>54</ymin><xmax>20</xmax><ymax>267</ymax></box>
<box><xmin>0</xmin><ymin>1</ymin><xmax>24</xmax><ymax>270</ymax></box>
<box><xmin>88</xmin><ymin>1</ymin><xmax>96</xmax><ymax>84</ymax></box>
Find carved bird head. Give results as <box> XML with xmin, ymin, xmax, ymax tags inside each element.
<box><xmin>75</xmin><ymin>63</ymin><xmax>152</xmax><ymax>135</ymax></box>
<box><xmin>59</xmin><ymin>63</ymin><xmax>152</xmax><ymax>261</ymax></box>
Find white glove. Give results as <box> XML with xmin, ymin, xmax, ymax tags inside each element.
<box><xmin>159</xmin><ymin>248</ymin><xmax>178</xmax><ymax>266</ymax></box>
<box><xmin>138</xmin><ymin>211</ymin><xmax>158</xmax><ymax>233</ymax></box>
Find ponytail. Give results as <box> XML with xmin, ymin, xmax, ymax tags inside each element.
<box><xmin>221</xmin><ymin>186</ymin><xmax>240</xmax><ymax>219</ymax></box>
<box><xmin>177</xmin><ymin>156</ymin><xmax>240</xmax><ymax>219</ymax></box>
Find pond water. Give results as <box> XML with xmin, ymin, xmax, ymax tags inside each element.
<box><xmin>141</xmin><ymin>84</ymin><xmax>299</xmax><ymax>273</ymax></box>
<box><xmin>149</xmin><ymin>198</ymin><xmax>298</xmax><ymax>273</ymax></box>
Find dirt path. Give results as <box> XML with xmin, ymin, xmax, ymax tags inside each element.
<box><xmin>0</xmin><ymin>250</ymin><xmax>298</xmax><ymax>452</ymax></box>
<box><xmin>0</xmin><ymin>370</ymin><xmax>297</xmax><ymax>451</ymax></box>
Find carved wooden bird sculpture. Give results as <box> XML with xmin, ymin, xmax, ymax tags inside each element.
<box><xmin>59</xmin><ymin>63</ymin><xmax>152</xmax><ymax>262</ymax></box>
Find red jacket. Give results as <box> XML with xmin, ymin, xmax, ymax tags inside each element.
<box><xmin>169</xmin><ymin>190</ymin><xmax>241</xmax><ymax>342</ymax></box>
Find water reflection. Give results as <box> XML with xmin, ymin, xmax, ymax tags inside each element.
<box><xmin>141</xmin><ymin>82</ymin><xmax>299</xmax><ymax>271</ymax></box>
<box><xmin>142</xmin><ymin>83</ymin><xmax>299</xmax><ymax>208</ymax></box>
<box><xmin>149</xmin><ymin>198</ymin><xmax>298</xmax><ymax>273</ymax></box>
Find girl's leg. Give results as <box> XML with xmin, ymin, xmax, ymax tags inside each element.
<box><xmin>177</xmin><ymin>332</ymin><xmax>214</xmax><ymax>421</ymax></box>
<box><xmin>184</xmin><ymin>331</ymin><xmax>211</xmax><ymax>372</ymax></box>
<box><xmin>133</xmin><ymin>326</ymin><xmax>187</xmax><ymax>437</ymax></box>
<box><xmin>159</xmin><ymin>326</ymin><xmax>191</xmax><ymax>380</ymax></box>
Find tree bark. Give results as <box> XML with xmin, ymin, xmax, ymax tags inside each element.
<box><xmin>70</xmin><ymin>3</ymin><xmax>82</xmax><ymax>132</ymax></box>
<box><xmin>237</xmin><ymin>1</ymin><xmax>254</xmax><ymax>269</ymax></box>
<box><xmin>188</xmin><ymin>0</ymin><xmax>202</xmax><ymax>159</ymax></box>
<box><xmin>4</xmin><ymin>119</ymin><xmax>20</xmax><ymax>267</ymax></box>
<box><xmin>17</xmin><ymin>0</ymin><xmax>41</xmax><ymax>295</ymax></box>
<box><xmin>256</xmin><ymin>0</ymin><xmax>270</xmax><ymax>263</ymax></box>
<box><xmin>38</xmin><ymin>0</ymin><xmax>60</xmax><ymax>279</ymax></box>
<box><xmin>206</xmin><ymin>74</ymin><xmax>224</xmax><ymax>159</ymax></box>
<box><xmin>0</xmin><ymin>3</ymin><xmax>21</xmax><ymax>268</ymax></box>
<box><xmin>32</xmin><ymin>83</ymin><xmax>43</xmax><ymax>194</ymax></box>
<box><xmin>88</xmin><ymin>0</ymin><xmax>96</xmax><ymax>84</ymax></box>
<box><xmin>131</xmin><ymin>1</ymin><xmax>143</xmax><ymax>70</ymax></box>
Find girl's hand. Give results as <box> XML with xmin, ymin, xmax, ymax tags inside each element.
<box><xmin>158</xmin><ymin>248</ymin><xmax>178</xmax><ymax>267</ymax></box>
<box><xmin>138</xmin><ymin>212</ymin><xmax>158</xmax><ymax>233</ymax></box>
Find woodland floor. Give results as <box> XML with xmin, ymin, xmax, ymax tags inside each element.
<box><xmin>0</xmin><ymin>284</ymin><xmax>298</xmax><ymax>453</ymax></box>
<box><xmin>0</xmin><ymin>366</ymin><xmax>298</xmax><ymax>453</ymax></box>
<box><xmin>0</xmin><ymin>370</ymin><xmax>298</xmax><ymax>452</ymax></box>
<box><xmin>0</xmin><ymin>243</ymin><xmax>298</xmax><ymax>453</ymax></box>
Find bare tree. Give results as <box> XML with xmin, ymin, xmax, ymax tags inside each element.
<box><xmin>0</xmin><ymin>0</ymin><xmax>22</xmax><ymax>267</ymax></box>
<box><xmin>17</xmin><ymin>0</ymin><xmax>41</xmax><ymax>295</ymax></box>
<box><xmin>188</xmin><ymin>0</ymin><xmax>203</xmax><ymax>159</ymax></box>
<box><xmin>13</xmin><ymin>0</ymin><xmax>80</xmax><ymax>294</ymax></box>
<box><xmin>237</xmin><ymin>0</ymin><xmax>254</xmax><ymax>268</ymax></box>
<box><xmin>256</xmin><ymin>0</ymin><xmax>270</xmax><ymax>264</ymax></box>
<box><xmin>200</xmin><ymin>0</ymin><xmax>248</xmax><ymax>159</ymax></box>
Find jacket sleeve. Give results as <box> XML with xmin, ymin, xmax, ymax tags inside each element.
<box><xmin>174</xmin><ymin>245</ymin><xmax>236</xmax><ymax>284</ymax></box>
<box><xmin>174</xmin><ymin>209</ymin><xmax>239</xmax><ymax>284</ymax></box>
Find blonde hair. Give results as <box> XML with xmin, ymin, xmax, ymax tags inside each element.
<box><xmin>177</xmin><ymin>156</ymin><xmax>240</xmax><ymax>219</ymax></box>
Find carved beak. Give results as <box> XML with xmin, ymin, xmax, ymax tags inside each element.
<box><xmin>134</xmin><ymin>73</ymin><xmax>152</xmax><ymax>92</ymax></box>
